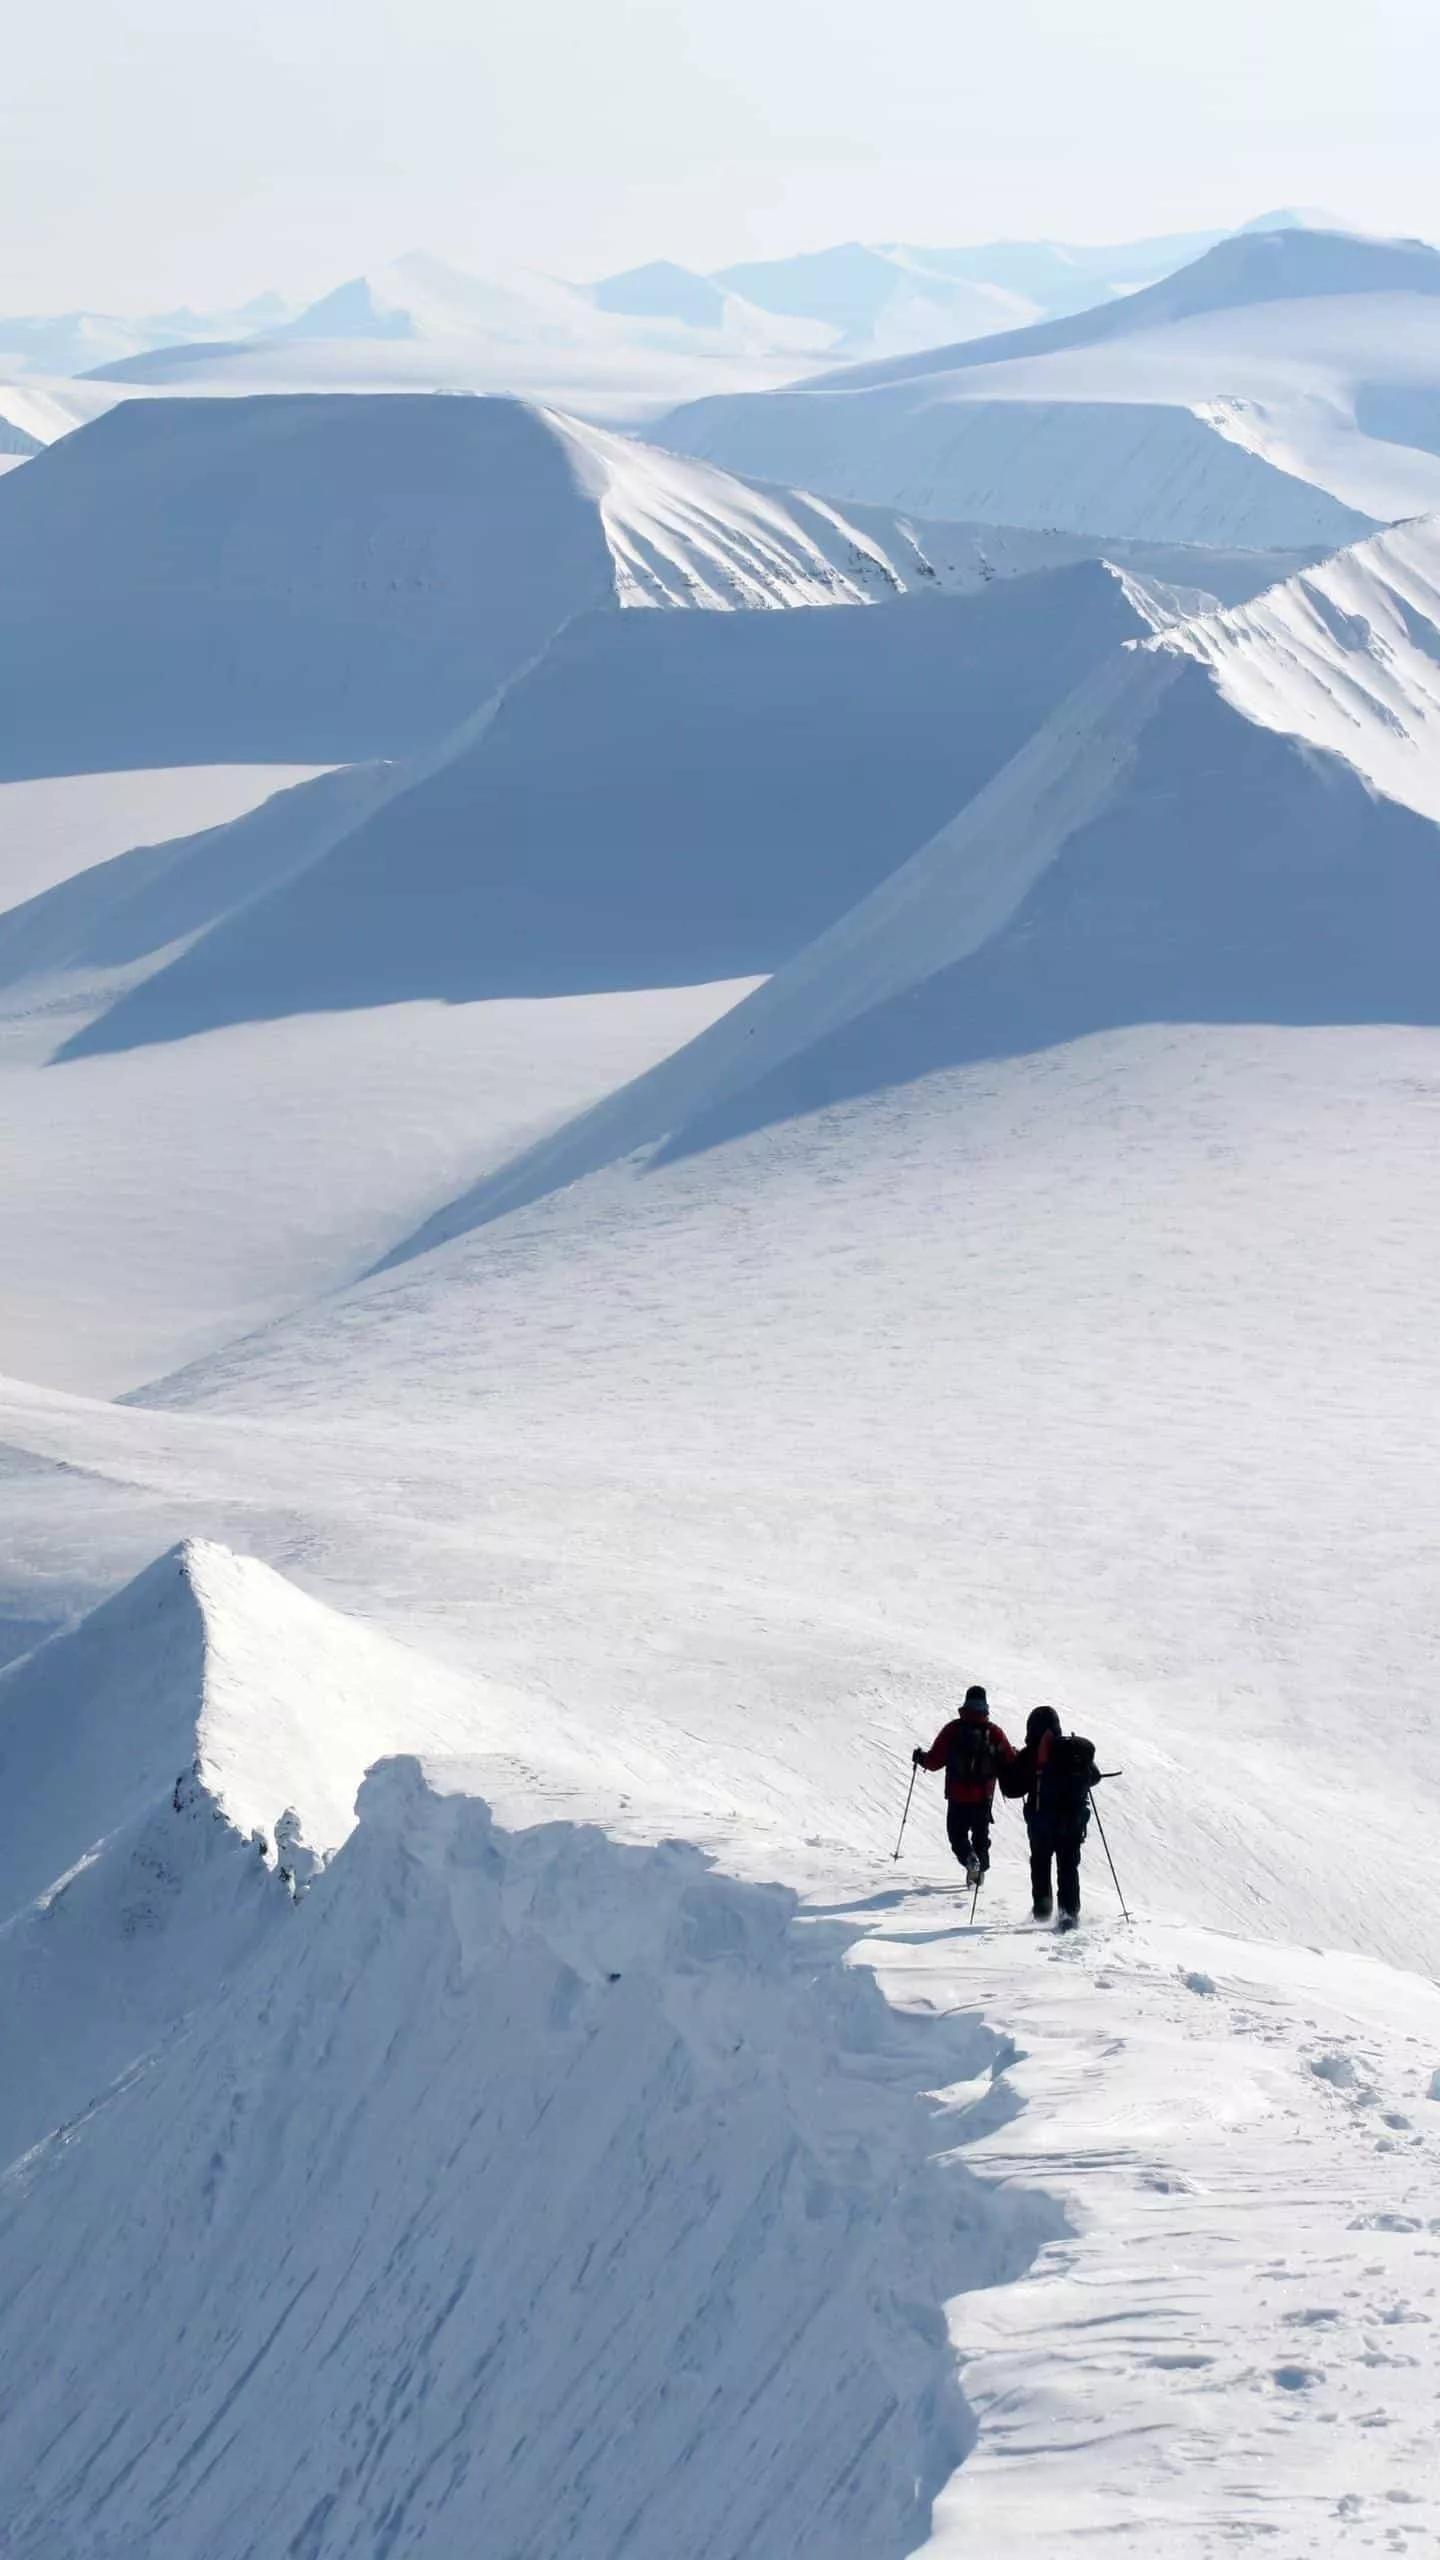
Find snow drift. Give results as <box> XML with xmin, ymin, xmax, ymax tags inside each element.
<box><xmin>657</xmin><ymin>227</ymin><xmax>1440</xmax><ymax>545</ymax></box>
<box><xmin>0</xmin><ymin>1549</ymin><xmax>1052</xmax><ymax>2559</ymax></box>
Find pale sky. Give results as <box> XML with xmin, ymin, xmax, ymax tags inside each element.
<box><xmin>4</xmin><ymin>0</ymin><xmax>1437</xmax><ymax>312</ymax></box>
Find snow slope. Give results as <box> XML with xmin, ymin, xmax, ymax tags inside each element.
<box><xmin>0</xmin><ymin>389</ymin><xmax>1043</xmax><ymax>776</ymax></box>
<box><xmin>706</xmin><ymin>242</ymin><xmax>1036</xmax><ymax>356</ymax></box>
<box><xmin>0</xmin><ymin>1646</ymin><xmax>1051</xmax><ymax>2560</ymax></box>
<box><xmin>699</xmin><ymin>217</ymin><xmax>1327</xmax><ymax>347</ymax></box>
<box><xmin>0</xmin><ymin>548</ymin><xmax>1281</xmax><ymax>1389</ymax></box>
<box><xmin>49</xmin><ymin>563</ymin><xmax>1175</xmax><ymax>1054</ymax></box>
<box><xmin>658</xmin><ymin>228</ymin><xmax>1440</xmax><ymax>545</ymax></box>
<box><xmin>351</xmin><ymin>513</ymin><xmax>1440</xmax><ymax>1257</ymax></box>
<box><xmin>0</xmin><ymin>763</ymin><xmax>333</xmax><ymax>912</ymax></box>
<box><xmin>4</xmin><ymin>307</ymin><xmax>1440</xmax><ymax>2556</ymax></box>
<box><xmin>75</xmin><ymin>518</ymin><xmax>1440</xmax><ymax>1989</ymax></box>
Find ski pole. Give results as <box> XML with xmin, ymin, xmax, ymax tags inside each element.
<box><xmin>969</xmin><ymin>1877</ymin><xmax>981</xmax><ymax>1926</ymax></box>
<box><xmin>1089</xmin><ymin>1793</ymin><xmax>1131</xmax><ymax>1922</ymax></box>
<box><xmin>892</xmin><ymin>1762</ymin><xmax>918</xmax><ymax>1861</ymax></box>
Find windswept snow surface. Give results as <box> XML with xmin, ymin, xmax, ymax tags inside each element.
<box><xmin>658</xmin><ymin>228</ymin><xmax>1440</xmax><ymax>544</ymax></box>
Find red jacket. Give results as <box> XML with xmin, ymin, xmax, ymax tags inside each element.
<box><xmin>920</xmin><ymin>1716</ymin><xmax>1015</xmax><ymax>1804</ymax></box>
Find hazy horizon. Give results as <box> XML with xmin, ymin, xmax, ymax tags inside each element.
<box><xmin>4</xmin><ymin>0</ymin><xmax>1437</xmax><ymax>313</ymax></box>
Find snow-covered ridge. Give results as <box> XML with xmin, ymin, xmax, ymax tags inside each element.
<box><xmin>550</xmin><ymin>406</ymin><xmax>917</xmax><ymax>606</ymax></box>
<box><xmin>0</xmin><ymin>390</ymin><xmax>1006</xmax><ymax>772</ymax></box>
<box><xmin>1159</xmin><ymin>511</ymin><xmax>1440</xmax><ymax>816</ymax></box>
<box><xmin>0</xmin><ymin>1746</ymin><xmax>1054</xmax><ymax>2557</ymax></box>
<box><xmin>42</xmin><ymin>555</ymin><xmax>1172</xmax><ymax>1067</ymax></box>
<box><xmin>357</xmin><ymin>512</ymin><xmax>1440</xmax><ymax>1246</ymax></box>
<box><xmin>803</xmin><ymin>223</ymin><xmax>1440</xmax><ymax>396</ymax></box>
<box><xmin>0</xmin><ymin>1537</ymin><xmax>529</xmax><ymax>1912</ymax></box>
<box><xmin>655</xmin><ymin>226</ymin><xmax>1440</xmax><ymax>546</ymax></box>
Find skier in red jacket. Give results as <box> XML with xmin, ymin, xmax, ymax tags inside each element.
<box><xmin>912</xmin><ymin>1685</ymin><xmax>1016</xmax><ymax>1888</ymax></box>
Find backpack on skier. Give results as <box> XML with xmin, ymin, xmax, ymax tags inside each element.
<box><xmin>1033</xmin><ymin>1732</ymin><xmax>1098</xmax><ymax>1835</ymax></box>
<box><xmin>945</xmin><ymin>1719</ymin><xmax>1003</xmax><ymax>1793</ymax></box>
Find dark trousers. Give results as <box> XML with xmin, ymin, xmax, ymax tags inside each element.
<box><xmin>946</xmin><ymin>1801</ymin><xmax>992</xmax><ymax>1873</ymax></box>
<box><xmin>1029</xmin><ymin>1824</ymin><xmax>1082</xmax><ymax>1918</ymax></box>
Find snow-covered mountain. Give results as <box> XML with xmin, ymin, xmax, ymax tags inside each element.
<box><xmin>705</xmin><ymin>241</ymin><xmax>1037</xmax><ymax>353</ymax></box>
<box><xmin>632</xmin><ymin>213</ymin><xmax>1344</xmax><ymax>354</ymax></box>
<box><xmin>398</xmin><ymin>512</ymin><xmax>1440</xmax><ymax>1239</ymax></box>
<box><xmin>4</xmin><ymin>249</ymin><xmax>1440</xmax><ymax>2556</ymax></box>
<box><xmin>3</xmin><ymin>546</ymin><xmax>1230</xmax><ymax>1390</ymax></box>
<box><xmin>56</xmin><ymin>217</ymin><xmax>1366</xmax><ymax>430</ymax></box>
<box><xmin>0</xmin><ymin>388</ymin><xmax>984</xmax><ymax>774</ymax></box>
<box><xmin>53</xmin><ymin>561</ymin><xmax>1178</xmax><ymax>1043</ymax></box>
<box><xmin>657</xmin><ymin>226</ymin><xmax>1440</xmax><ymax>544</ymax></box>
<box><xmin>105</xmin><ymin>517</ymin><xmax>1440</xmax><ymax>1983</ymax></box>
<box><xmin>78</xmin><ymin>250</ymin><xmax>838</xmax><ymax>422</ymax></box>
<box><xmin>0</xmin><ymin>291</ymin><xmax>290</xmax><ymax>380</ymax></box>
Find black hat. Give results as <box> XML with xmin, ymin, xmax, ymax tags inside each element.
<box><xmin>961</xmin><ymin>1685</ymin><xmax>989</xmax><ymax>1715</ymax></box>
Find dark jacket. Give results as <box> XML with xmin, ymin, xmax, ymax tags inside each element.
<box><xmin>1002</xmin><ymin>1706</ymin><xmax>1097</xmax><ymax>1835</ymax></box>
<box><xmin>919</xmin><ymin>1708</ymin><xmax>1015</xmax><ymax>1805</ymax></box>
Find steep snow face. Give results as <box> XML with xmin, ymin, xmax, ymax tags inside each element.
<box><xmin>0</xmin><ymin>1750</ymin><xmax>1045</xmax><ymax>2560</ymax></box>
<box><xmin>403</xmin><ymin>517</ymin><xmax>1440</xmax><ymax>1229</ymax></box>
<box><xmin>0</xmin><ymin>762</ymin><xmax>333</xmax><ymax>911</ymax></box>
<box><xmin>662</xmin><ymin>389</ymin><xmax>1376</xmax><ymax>551</ymax></box>
<box><xmin>1</xmin><ymin>1545</ymin><xmax>1436</xmax><ymax>2555</ymax></box>
<box><xmin>0</xmin><ymin>410</ymin><xmax>40</xmax><ymax>459</ymax></box>
<box><xmin>48</xmin><ymin>563</ymin><xmax>1167</xmax><ymax>1053</ymax></box>
<box><xmin>547</xmin><ymin>407</ymin><xmax>926</xmax><ymax>607</ymax></box>
<box><xmin>0</xmin><ymin>393</ymin><xmax>616</xmax><ymax>769</ymax></box>
<box><xmin>0</xmin><ymin>374</ymin><xmax>120</xmax><ymax>451</ymax></box>
<box><xmin>0</xmin><ymin>556</ymin><xmax>1219</xmax><ymax>1390</ymax></box>
<box><xmin>0</xmin><ymin>1537</ymin><xmax>510</xmax><ymax>1908</ymax></box>
<box><xmin>0</xmin><ymin>390</ymin><xmax>1044</xmax><ymax>776</ymax></box>
<box><xmin>657</xmin><ymin>231</ymin><xmax>1440</xmax><ymax>545</ymax></box>
<box><xmin>1161</xmin><ymin>513</ymin><xmax>1440</xmax><ymax>816</ymax></box>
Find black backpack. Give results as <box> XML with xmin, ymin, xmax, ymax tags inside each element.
<box><xmin>946</xmin><ymin>1721</ymin><xmax>999</xmax><ymax>1789</ymax></box>
<box><xmin>1036</xmin><ymin>1733</ymin><xmax>1096</xmax><ymax>1825</ymax></box>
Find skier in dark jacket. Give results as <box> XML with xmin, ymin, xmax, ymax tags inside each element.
<box><xmin>912</xmin><ymin>1686</ymin><xmax>1015</xmax><ymax>1888</ymax></box>
<box><xmin>1002</xmin><ymin>1705</ymin><xmax>1099</xmax><ymax>1929</ymax></box>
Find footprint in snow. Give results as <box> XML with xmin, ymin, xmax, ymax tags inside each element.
<box><xmin>1310</xmin><ymin>2049</ymin><xmax>1359</xmax><ymax>2088</ymax></box>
